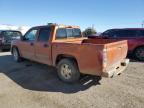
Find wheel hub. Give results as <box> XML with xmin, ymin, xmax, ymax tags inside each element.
<box><xmin>60</xmin><ymin>64</ymin><xmax>72</xmax><ymax>79</ymax></box>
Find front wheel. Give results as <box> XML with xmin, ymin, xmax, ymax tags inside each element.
<box><xmin>12</xmin><ymin>48</ymin><xmax>21</xmax><ymax>62</ymax></box>
<box><xmin>134</xmin><ymin>46</ymin><xmax>144</xmax><ymax>61</ymax></box>
<box><xmin>57</xmin><ymin>59</ymin><xmax>80</xmax><ymax>83</ymax></box>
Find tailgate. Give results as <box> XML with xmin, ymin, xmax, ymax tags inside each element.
<box><xmin>105</xmin><ymin>40</ymin><xmax>128</xmax><ymax>69</ymax></box>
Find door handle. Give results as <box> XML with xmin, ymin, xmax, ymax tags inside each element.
<box><xmin>30</xmin><ymin>42</ymin><xmax>34</xmax><ymax>46</ymax></box>
<box><xmin>44</xmin><ymin>44</ymin><xmax>49</xmax><ymax>48</ymax></box>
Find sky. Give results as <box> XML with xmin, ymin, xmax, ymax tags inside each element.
<box><xmin>0</xmin><ymin>0</ymin><xmax>144</xmax><ymax>32</ymax></box>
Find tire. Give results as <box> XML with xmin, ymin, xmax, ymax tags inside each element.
<box><xmin>12</xmin><ymin>47</ymin><xmax>21</xmax><ymax>62</ymax></box>
<box><xmin>57</xmin><ymin>59</ymin><xmax>80</xmax><ymax>83</ymax></box>
<box><xmin>134</xmin><ymin>46</ymin><xmax>144</xmax><ymax>61</ymax></box>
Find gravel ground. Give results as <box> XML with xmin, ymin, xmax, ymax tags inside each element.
<box><xmin>0</xmin><ymin>52</ymin><xmax>144</xmax><ymax>108</ymax></box>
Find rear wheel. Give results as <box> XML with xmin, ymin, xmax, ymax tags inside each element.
<box><xmin>57</xmin><ymin>59</ymin><xmax>80</xmax><ymax>83</ymax></box>
<box><xmin>134</xmin><ymin>46</ymin><xmax>144</xmax><ymax>61</ymax></box>
<box><xmin>12</xmin><ymin>47</ymin><xmax>21</xmax><ymax>62</ymax></box>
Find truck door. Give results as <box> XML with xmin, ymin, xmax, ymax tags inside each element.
<box><xmin>19</xmin><ymin>28</ymin><xmax>38</xmax><ymax>60</ymax></box>
<box><xmin>35</xmin><ymin>27</ymin><xmax>52</xmax><ymax>65</ymax></box>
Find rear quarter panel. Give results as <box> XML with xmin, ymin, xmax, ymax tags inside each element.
<box><xmin>52</xmin><ymin>42</ymin><xmax>104</xmax><ymax>76</ymax></box>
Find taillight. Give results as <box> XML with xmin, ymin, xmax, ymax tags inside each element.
<box><xmin>102</xmin><ymin>49</ymin><xmax>107</xmax><ymax>68</ymax></box>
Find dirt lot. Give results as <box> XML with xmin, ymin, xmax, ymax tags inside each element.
<box><xmin>0</xmin><ymin>52</ymin><xmax>144</xmax><ymax>108</ymax></box>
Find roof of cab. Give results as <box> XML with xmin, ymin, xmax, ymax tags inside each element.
<box><xmin>31</xmin><ymin>23</ymin><xmax>80</xmax><ymax>29</ymax></box>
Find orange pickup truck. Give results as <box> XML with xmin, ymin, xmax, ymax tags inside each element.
<box><xmin>11</xmin><ymin>24</ymin><xmax>129</xmax><ymax>83</ymax></box>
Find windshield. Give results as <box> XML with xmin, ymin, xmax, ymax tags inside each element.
<box><xmin>2</xmin><ymin>31</ymin><xmax>22</xmax><ymax>38</ymax></box>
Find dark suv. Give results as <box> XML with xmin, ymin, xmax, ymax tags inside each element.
<box><xmin>0</xmin><ymin>30</ymin><xmax>22</xmax><ymax>51</ymax></box>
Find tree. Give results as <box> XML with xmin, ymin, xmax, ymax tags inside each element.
<box><xmin>83</xmin><ymin>27</ymin><xmax>97</xmax><ymax>36</ymax></box>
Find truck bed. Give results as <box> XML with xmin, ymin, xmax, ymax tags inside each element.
<box><xmin>52</xmin><ymin>38</ymin><xmax>128</xmax><ymax>77</ymax></box>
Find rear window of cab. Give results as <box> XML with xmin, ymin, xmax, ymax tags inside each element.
<box><xmin>56</xmin><ymin>28</ymin><xmax>81</xmax><ymax>39</ymax></box>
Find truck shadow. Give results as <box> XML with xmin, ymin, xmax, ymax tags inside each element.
<box><xmin>0</xmin><ymin>55</ymin><xmax>101</xmax><ymax>94</ymax></box>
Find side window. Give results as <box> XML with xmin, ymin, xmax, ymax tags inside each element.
<box><xmin>38</xmin><ymin>28</ymin><xmax>51</xmax><ymax>42</ymax></box>
<box><xmin>142</xmin><ymin>31</ymin><xmax>144</xmax><ymax>36</ymax></box>
<box><xmin>102</xmin><ymin>30</ymin><xmax>110</xmax><ymax>36</ymax></box>
<box><xmin>105</xmin><ymin>30</ymin><xmax>138</xmax><ymax>38</ymax></box>
<box><xmin>116</xmin><ymin>30</ymin><xmax>137</xmax><ymax>38</ymax></box>
<box><xmin>24</xmin><ymin>29</ymin><xmax>37</xmax><ymax>41</ymax></box>
<box><xmin>56</xmin><ymin>28</ymin><xmax>67</xmax><ymax>39</ymax></box>
<box><xmin>139</xmin><ymin>30</ymin><xmax>144</xmax><ymax>37</ymax></box>
<box><xmin>102</xmin><ymin>30</ymin><xmax>114</xmax><ymax>37</ymax></box>
<box><xmin>112</xmin><ymin>30</ymin><xmax>122</xmax><ymax>38</ymax></box>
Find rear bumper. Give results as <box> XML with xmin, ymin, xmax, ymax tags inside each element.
<box><xmin>102</xmin><ymin>59</ymin><xmax>129</xmax><ymax>77</ymax></box>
